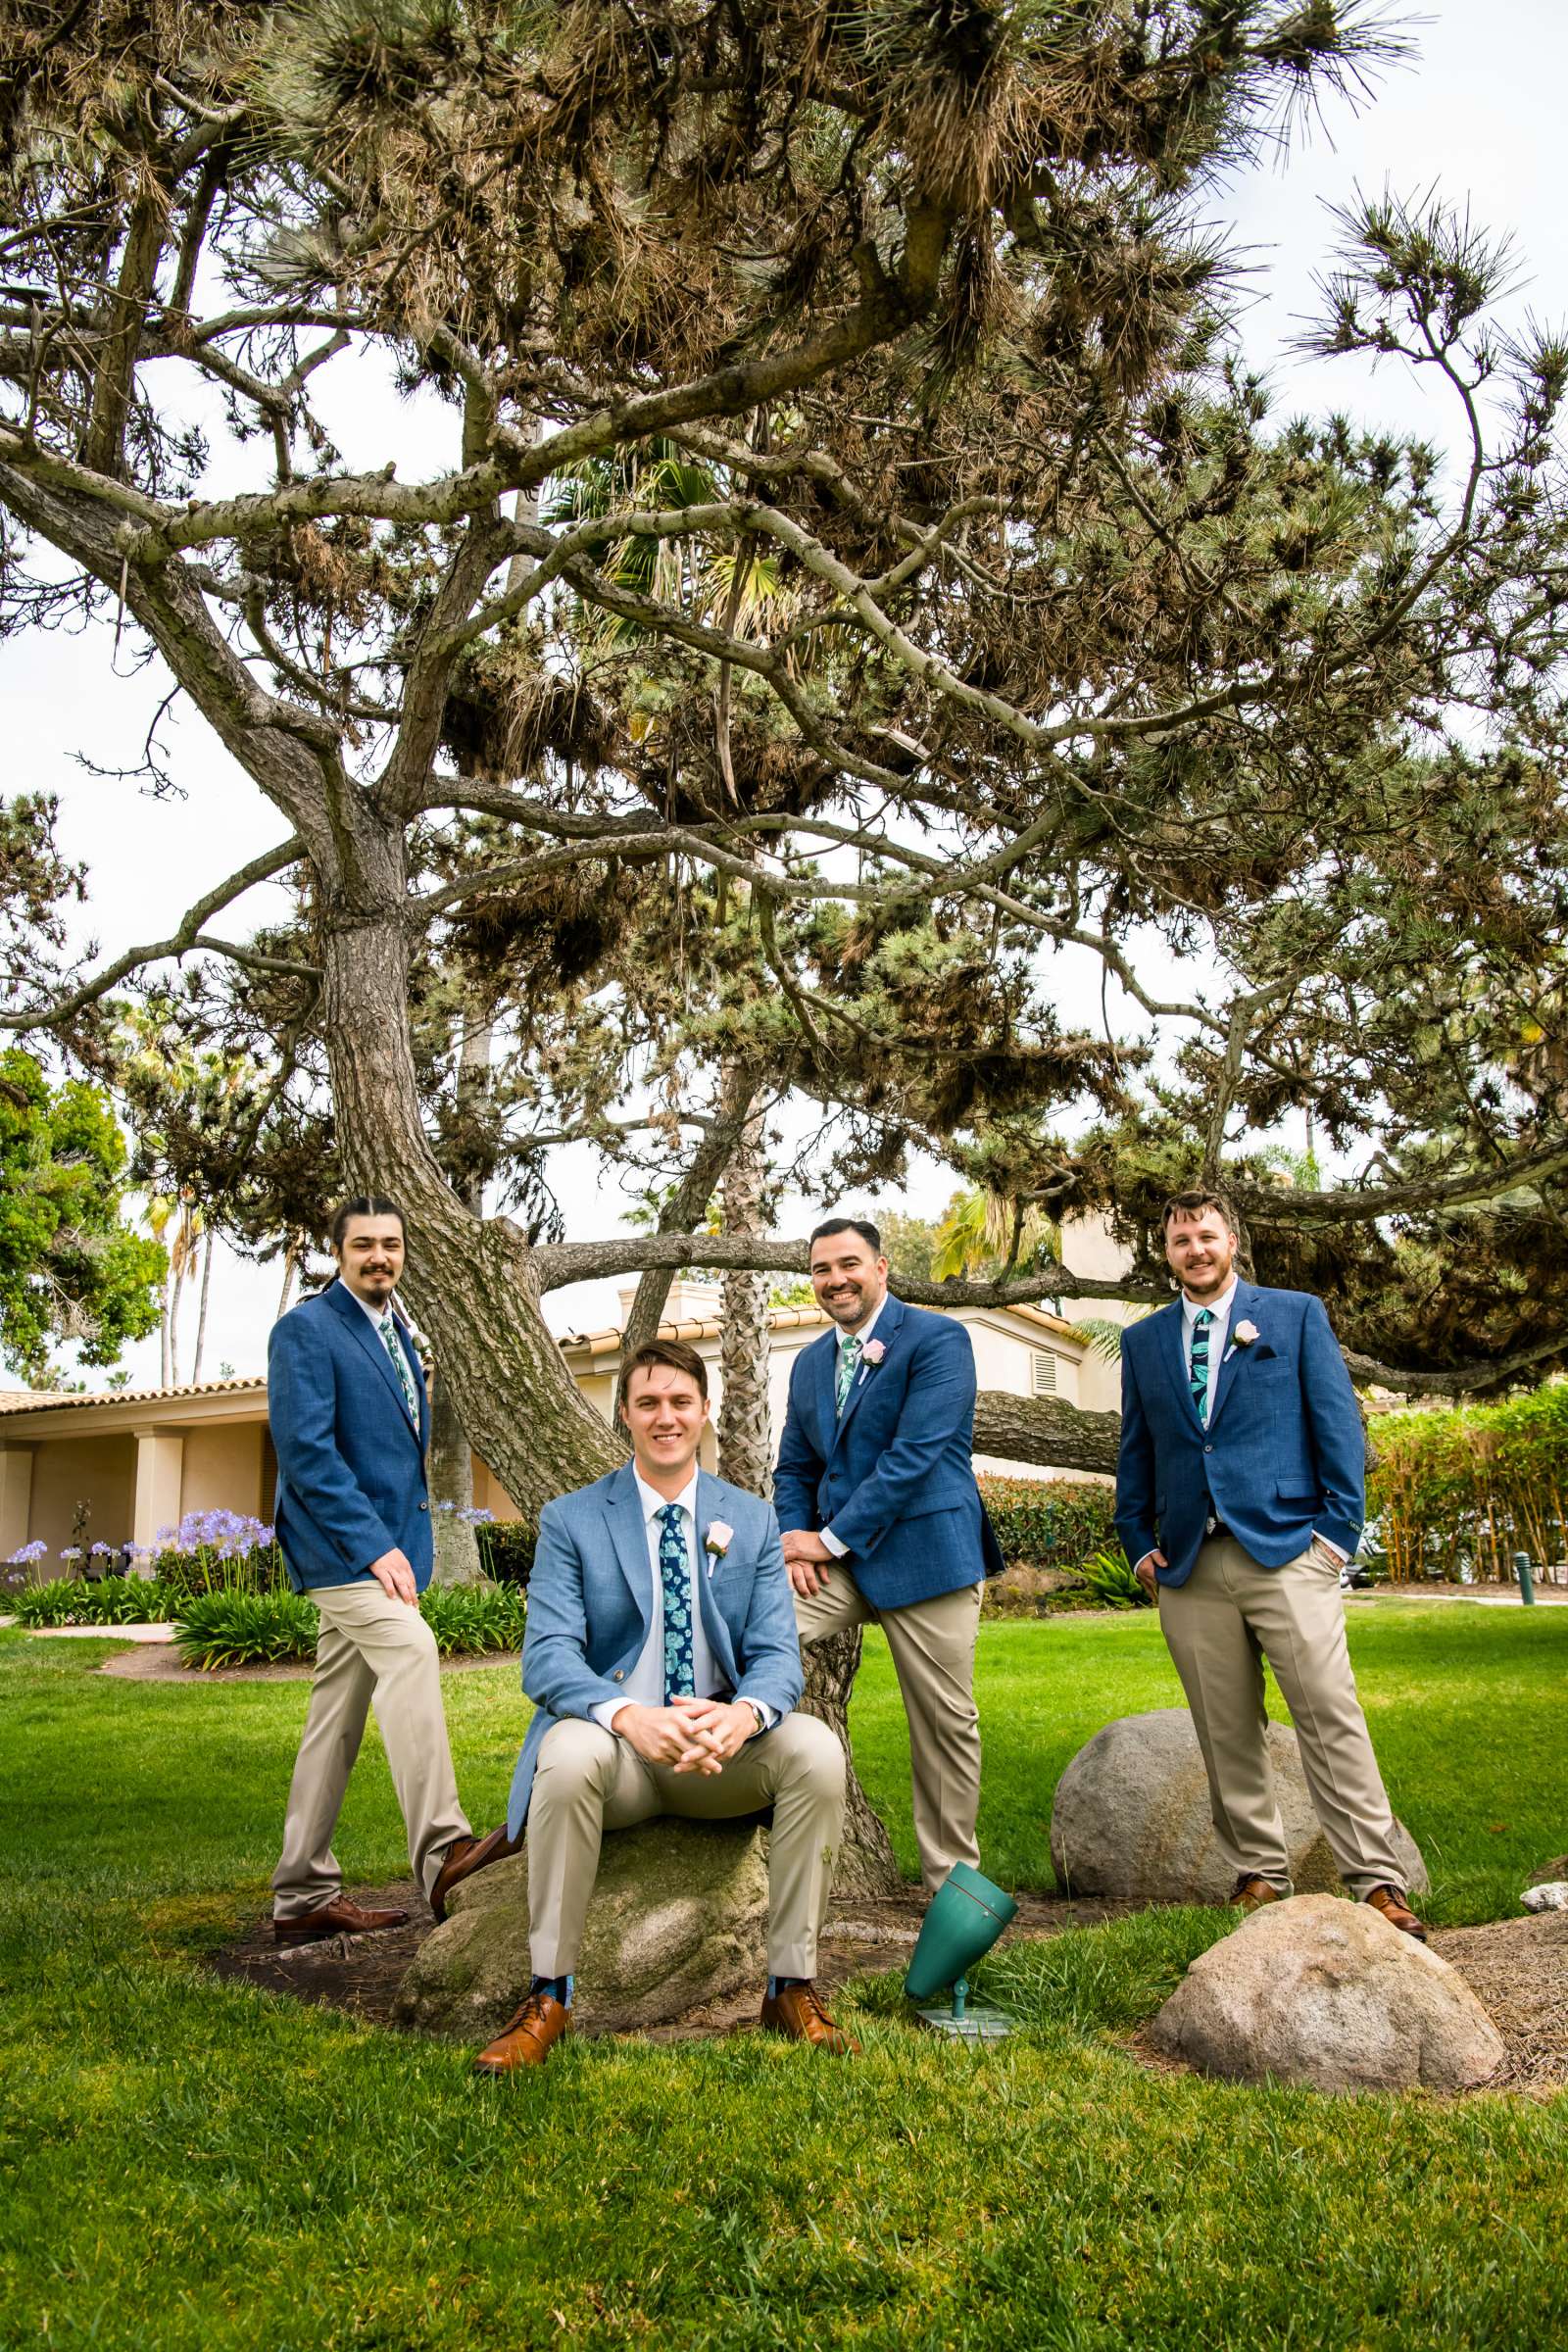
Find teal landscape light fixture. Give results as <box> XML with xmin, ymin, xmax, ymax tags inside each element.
<box><xmin>905</xmin><ymin>1863</ymin><xmax>1018</xmax><ymax>2041</ymax></box>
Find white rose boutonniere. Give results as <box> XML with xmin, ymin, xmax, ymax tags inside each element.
<box><xmin>1233</xmin><ymin>1320</ymin><xmax>1260</xmax><ymax>1348</ymax></box>
<box><xmin>704</xmin><ymin>1520</ymin><xmax>733</xmax><ymax>1577</ymax></box>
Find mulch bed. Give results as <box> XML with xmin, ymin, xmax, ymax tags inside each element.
<box><xmin>205</xmin><ymin>1882</ymin><xmax>1135</xmax><ymax>2042</ymax></box>
<box><xmin>101</xmin><ymin>1645</ymin><xmax>518</xmax><ymax>1683</ymax></box>
<box><xmin>203</xmin><ymin>1883</ymin><xmax>1568</xmax><ymax>2092</ymax></box>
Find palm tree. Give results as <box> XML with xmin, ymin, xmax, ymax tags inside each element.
<box><xmin>931</xmin><ymin>1186</ymin><xmax>1061</xmax><ymax>1283</ymax></box>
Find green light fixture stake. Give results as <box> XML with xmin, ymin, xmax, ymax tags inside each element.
<box><xmin>905</xmin><ymin>1864</ymin><xmax>1018</xmax><ymax>2041</ymax></box>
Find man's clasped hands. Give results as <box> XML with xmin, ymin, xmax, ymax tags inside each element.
<box><xmin>610</xmin><ymin>1693</ymin><xmax>759</xmax><ymax>1773</ymax></box>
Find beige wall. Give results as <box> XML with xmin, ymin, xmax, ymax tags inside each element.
<box><xmin>26</xmin><ymin>1434</ymin><xmax>137</xmax><ymax>1560</ymax></box>
<box><xmin>180</xmin><ymin>1422</ymin><xmax>270</xmax><ymax>1522</ymax></box>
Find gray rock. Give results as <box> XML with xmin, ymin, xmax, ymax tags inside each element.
<box><xmin>1522</xmin><ymin>1882</ymin><xmax>1568</xmax><ymax>1913</ymax></box>
<box><xmin>394</xmin><ymin>1816</ymin><xmax>769</xmax><ymax>2039</ymax></box>
<box><xmin>1050</xmin><ymin>1707</ymin><xmax>1427</xmax><ymax>1903</ymax></box>
<box><xmin>1149</xmin><ymin>1893</ymin><xmax>1505</xmax><ymax>2092</ymax></box>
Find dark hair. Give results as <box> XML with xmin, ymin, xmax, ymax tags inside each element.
<box><xmin>1161</xmin><ymin>1189</ymin><xmax>1239</xmax><ymax>1235</ymax></box>
<box><xmin>808</xmin><ymin>1215</ymin><xmax>882</xmax><ymax>1254</ymax></box>
<box><xmin>617</xmin><ymin>1337</ymin><xmax>710</xmax><ymax>1417</ymax></box>
<box><xmin>329</xmin><ymin>1196</ymin><xmax>407</xmax><ymax>1251</ymax></box>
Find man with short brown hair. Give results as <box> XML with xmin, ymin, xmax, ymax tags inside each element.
<box><xmin>1114</xmin><ymin>1191</ymin><xmax>1426</xmax><ymax>1937</ymax></box>
<box><xmin>472</xmin><ymin>1337</ymin><xmax>852</xmax><ymax>2072</ymax></box>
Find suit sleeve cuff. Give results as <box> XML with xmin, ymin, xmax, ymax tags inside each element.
<box><xmin>819</xmin><ymin>1527</ymin><xmax>848</xmax><ymax>1558</ymax></box>
<box><xmin>591</xmin><ymin>1700</ymin><xmax>629</xmax><ymax>1734</ymax></box>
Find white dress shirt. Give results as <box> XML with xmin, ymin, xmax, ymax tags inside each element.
<box><xmin>819</xmin><ymin>1296</ymin><xmax>889</xmax><ymax>1558</ymax></box>
<box><xmin>350</xmin><ymin>1286</ymin><xmax>419</xmax><ymax>1420</ymax></box>
<box><xmin>592</xmin><ymin>1468</ymin><xmax>775</xmax><ymax>1734</ymax></box>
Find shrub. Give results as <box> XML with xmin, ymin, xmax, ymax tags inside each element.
<box><xmin>976</xmin><ymin>1477</ymin><xmax>1119</xmax><ymax>1573</ymax></box>
<box><xmin>475</xmin><ymin>1518</ymin><xmax>536</xmax><ymax>1588</ymax></box>
<box><xmin>173</xmin><ymin>1591</ymin><xmax>318</xmax><ymax>1670</ymax></box>
<box><xmin>1077</xmin><ymin>1547</ymin><xmax>1153</xmax><ymax>1610</ymax></box>
<box><xmin>13</xmin><ymin>1577</ymin><xmax>177</xmax><ymax>1628</ymax></box>
<box><xmin>419</xmin><ymin>1583</ymin><xmax>527</xmax><ymax>1655</ymax></box>
<box><xmin>1368</xmin><ymin>1380</ymin><xmax>1568</xmax><ymax>1584</ymax></box>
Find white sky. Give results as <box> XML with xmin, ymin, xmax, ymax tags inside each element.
<box><xmin>6</xmin><ymin>1</ymin><xmax>1566</xmax><ymax>1388</ymax></box>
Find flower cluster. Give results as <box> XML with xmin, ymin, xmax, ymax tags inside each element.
<box><xmin>154</xmin><ymin>1509</ymin><xmax>276</xmax><ymax>1560</ymax></box>
<box><xmin>430</xmin><ymin>1502</ymin><xmax>496</xmax><ymax>1524</ymax></box>
<box><xmin>5</xmin><ymin>1540</ymin><xmax>48</xmax><ymax>1567</ymax></box>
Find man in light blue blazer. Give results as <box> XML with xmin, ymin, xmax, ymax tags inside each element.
<box><xmin>1116</xmin><ymin>1187</ymin><xmax>1425</xmax><ymax>1936</ymax></box>
<box><xmin>774</xmin><ymin>1216</ymin><xmax>1004</xmax><ymax>1897</ymax></box>
<box><xmin>269</xmin><ymin>1197</ymin><xmax>503</xmax><ymax>1944</ymax></box>
<box><xmin>473</xmin><ymin>1337</ymin><xmax>851</xmax><ymax>2072</ymax></box>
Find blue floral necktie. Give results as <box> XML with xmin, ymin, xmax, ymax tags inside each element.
<box><xmin>378</xmin><ymin>1310</ymin><xmax>418</xmax><ymax>1424</ymax></box>
<box><xmin>658</xmin><ymin>1503</ymin><xmax>696</xmax><ymax>1703</ymax></box>
<box><xmin>1189</xmin><ymin>1308</ymin><xmax>1214</xmax><ymax>1425</ymax></box>
<box><xmin>835</xmin><ymin>1334</ymin><xmax>862</xmax><ymax>1416</ymax></box>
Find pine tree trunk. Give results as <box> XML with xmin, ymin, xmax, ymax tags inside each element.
<box><xmin>275</xmin><ymin>1245</ymin><xmax>297</xmax><ymax>1321</ymax></box>
<box><xmin>716</xmin><ymin>1099</ymin><xmax>771</xmax><ymax>1494</ymax></box>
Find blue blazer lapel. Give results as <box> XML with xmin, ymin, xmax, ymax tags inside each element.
<box><xmin>1156</xmin><ymin>1300</ymin><xmax>1202</xmax><ymax>1431</ymax></box>
<box><xmin>806</xmin><ymin>1330</ymin><xmax>839</xmax><ymax>1455</ymax></box>
<box><xmin>328</xmin><ymin>1281</ymin><xmax>422</xmax><ymax>1446</ymax></box>
<box><xmin>693</xmin><ymin>1470</ymin><xmax>738</xmax><ymax>1681</ymax></box>
<box><xmin>1206</xmin><ymin>1285</ymin><xmax>1261</xmax><ymax>1433</ymax></box>
<box><xmin>831</xmin><ymin>1294</ymin><xmax>905</xmax><ymax>1454</ymax></box>
<box><xmin>602</xmin><ymin>1461</ymin><xmax>654</xmax><ymax>1630</ymax></box>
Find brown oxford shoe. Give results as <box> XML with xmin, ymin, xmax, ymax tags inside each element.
<box><xmin>473</xmin><ymin>1991</ymin><xmax>570</xmax><ymax>2075</ymax></box>
<box><xmin>1230</xmin><ymin>1875</ymin><xmax>1285</xmax><ymax>1915</ymax></box>
<box><xmin>1365</xmin><ymin>1885</ymin><xmax>1428</xmax><ymax>1941</ymax></box>
<box><xmin>272</xmin><ymin>1893</ymin><xmax>409</xmax><ymax>1946</ymax></box>
<box><xmin>760</xmin><ymin>1983</ymin><xmax>859</xmax><ymax>2054</ymax></box>
<box><xmin>429</xmin><ymin>1824</ymin><xmax>520</xmax><ymax>1924</ymax></box>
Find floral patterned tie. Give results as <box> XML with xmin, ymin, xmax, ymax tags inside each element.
<box><xmin>658</xmin><ymin>1503</ymin><xmax>696</xmax><ymax>1703</ymax></box>
<box><xmin>1189</xmin><ymin>1308</ymin><xmax>1214</xmax><ymax>1426</ymax></box>
<box><xmin>835</xmin><ymin>1334</ymin><xmax>862</xmax><ymax>1416</ymax></box>
<box><xmin>378</xmin><ymin>1310</ymin><xmax>418</xmax><ymax>1425</ymax></box>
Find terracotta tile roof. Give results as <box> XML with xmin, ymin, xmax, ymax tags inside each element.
<box><xmin>0</xmin><ymin>1375</ymin><xmax>268</xmax><ymax>1417</ymax></box>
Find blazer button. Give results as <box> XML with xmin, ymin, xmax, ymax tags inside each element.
<box><xmin>1203</xmin><ymin>1445</ymin><xmax>1213</xmax><ymax>1454</ymax></box>
<box><xmin>418</xmin><ymin>1500</ymin><xmax>429</xmax><ymax>1510</ymax></box>
<box><xmin>612</xmin><ymin>1670</ymin><xmax>625</xmax><ymax>1683</ymax></box>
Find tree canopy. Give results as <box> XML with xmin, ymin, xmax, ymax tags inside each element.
<box><xmin>2</xmin><ymin>0</ymin><xmax>1567</xmax><ymax>1454</ymax></box>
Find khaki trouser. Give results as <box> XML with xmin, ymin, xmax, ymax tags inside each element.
<box><xmin>527</xmin><ymin>1712</ymin><xmax>846</xmax><ymax>1980</ymax></box>
<box><xmin>1158</xmin><ymin>1535</ymin><xmax>1405</xmax><ymax>1897</ymax></box>
<box><xmin>794</xmin><ymin>1566</ymin><xmax>983</xmax><ymax>1896</ymax></box>
<box><xmin>271</xmin><ymin>1580</ymin><xmax>471</xmax><ymax>1920</ymax></box>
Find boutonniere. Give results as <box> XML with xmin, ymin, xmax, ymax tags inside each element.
<box><xmin>858</xmin><ymin>1337</ymin><xmax>887</xmax><ymax>1380</ymax></box>
<box><xmin>1232</xmin><ymin>1321</ymin><xmax>1260</xmax><ymax>1348</ymax></box>
<box><xmin>704</xmin><ymin>1520</ymin><xmax>733</xmax><ymax>1577</ymax></box>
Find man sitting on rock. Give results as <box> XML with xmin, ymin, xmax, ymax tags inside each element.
<box><xmin>472</xmin><ymin>1338</ymin><xmax>854</xmax><ymax>2073</ymax></box>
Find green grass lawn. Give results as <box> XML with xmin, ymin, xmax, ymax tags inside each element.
<box><xmin>2</xmin><ymin>1606</ymin><xmax>1564</xmax><ymax>2351</ymax></box>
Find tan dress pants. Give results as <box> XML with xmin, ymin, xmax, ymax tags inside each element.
<box><xmin>1158</xmin><ymin>1535</ymin><xmax>1405</xmax><ymax>1897</ymax></box>
<box><xmin>271</xmin><ymin>1580</ymin><xmax>471</xmax><ymax>1920</ymax></box>
<box><xmin>527</xmin><ymin>1712</ymin><xmax>846</xmax><ymax>1980</ymax></box>
<box><xmin>794</xmin><ymin>1565</ymin><xmax>983</xmax><ymax>1896</ymax></box>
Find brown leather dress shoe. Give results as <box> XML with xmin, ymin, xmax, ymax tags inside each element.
<box><xmin>272</xmin><ymin>1893</ymin><xmax>409</xmax><ymax>1946</ymax></box>
<box><xmin>473</xmin><ymin>1991</ymin><xmax>570</xmax><ymax>2074</ymax></box>
<box><xmin>760</xmin><ymin>1983</ymin><xmax>859</xmax><ymax>2054</ymax></box>
<box><xmin>1230</xmin><ymin>1875</ymin><xmax>1285</xmax><ymax>1914</ymax></box>
<box><xmin>429</xmin><ymin>1824</ymin><xmax>521</xmax><ymax>1924</ymax></box>
<box><xmin>1365</xmin><ymin>1885</ymin><xmax>1428</xmax><ymax>1941</ymax></box>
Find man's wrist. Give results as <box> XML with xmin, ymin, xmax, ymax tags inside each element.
<box><xmin>819</xmin><ymin>1526</ymin><xmax>848</xmax><ymax>1559</ymax></box>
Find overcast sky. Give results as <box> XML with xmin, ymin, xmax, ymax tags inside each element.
<box><xmin>7</xmin><ymin>3</ymin><xmax>1566</xmax><ymax>1389</ymax></box>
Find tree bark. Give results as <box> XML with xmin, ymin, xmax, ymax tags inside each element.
<box><xmin>427</xmin><ymin>998</ymin><xmax>494</xmax><ymax>1585</ymax></box>
<box><xmin>191</xmin><ymin>1229</ymin><xmax>214</xmax><ymax>1384</ymax></box>
<box><xmin>794</xmin><ymin>1628</ymin><xmax>903</xmax><ymax>1896</ymax></box>
<box><xmin>972</xmin><ymin>1391</ymin><xmax>1122</xmax><ymax>1476</ymax></box>
<box><xmin>716</xmin><ymin>1095</ymin><xmax>772</xmax><ymax>1494</ymax></box>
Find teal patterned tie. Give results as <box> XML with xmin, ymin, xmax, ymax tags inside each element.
<box><xmin>835</xmin><ymin>1334</ymin><xmax>862</xmax><ymax>1416</ymax></box>
<box><xmin>1189</xmin><ymin>1308</ymin><xmax>1214</xmax><ymax>1425</ymax></box>
<box><xmin>378</xmin><ymin>1310</ymin><xmax>418</xmax><ymax>1425</ymax></box>
<box><xmin>658</xmin><ymin>1503</ymin><xmax>696</xmax><ymax>1703</ymax></box>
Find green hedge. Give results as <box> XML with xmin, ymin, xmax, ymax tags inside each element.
<box><xmin>12</xmin><ymin>1577</ymin><xmax>177</xmax><ymax>1628</ymax></box>
<box><xmin>1368</xmin><ymin>1380</ymin><xmax>1568</xmax><ymax>1583</ymax></box>
<box><xmin>170</xmin><ymin>1581</ymin><xmax>527</xmax><ymax>1671</ymax></box>
<box><xmin>975</xmin><ymin>1476</ymin><xmax>1118</xmax><ymax>1572</ymax></box>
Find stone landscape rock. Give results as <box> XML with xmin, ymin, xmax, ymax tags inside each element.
<box><xmin>1149</xmin><ymin>1892</ymin><xmax>1506</xmax><ymax>2092</ymax></box>
<box><xmin>1050</xmin><ymin>1708</ymin><xmax>1427</xmax><ymax>1903</ymax></box>
<box><xmin>395</xmin><ymin>1816</ymin><xmax>769</xmax><ymax>2039</ymax></box>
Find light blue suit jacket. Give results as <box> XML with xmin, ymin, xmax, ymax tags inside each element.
<box><xmin>772</xmin><ymin>1295</ymin><xmax>1004</xmax><ymax>1609</ymax></box>
<box><xmin>268</xmin><ymin>1280</ymin><xmax>433</xmax><ymax>1593</ymax></box>
<box><xmin>1115</xmin><ymin>1282</ymin><xmax>1365</xmax><ymax>1590</ymax></box>
<box><xmin>506</xmin><ymin>1463</ymin><xmax>804</xmax><ymax>1839</ymax></box>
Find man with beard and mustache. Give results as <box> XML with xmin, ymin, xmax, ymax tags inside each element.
<box><xmin>1115</xmin><ymin>1188</ymin><xmax>1425</xmax><ymax>1936</ymax></box>
<box><xmin>773</xmin><ymin>1216</ymin><xmax>1004</xmax><ymax>1897</ymax></box>
<box><xmin>267</xmin><ymin>1197</ymin><xmax>511</xmax><ymax>1944</ymax></box>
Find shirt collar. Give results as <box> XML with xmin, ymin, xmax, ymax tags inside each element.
<box><xmin>1182</xmin><ymin>1277</ymin><xmax>1238</xmax><ymax>1326</ymax></box>
<box><xmin>835</xmin><ymin>1295</ymin><xmax>887</xmax><ymax>1352</ymax></box>
<box><xmin>348</xmin><ymin>1285</ymin><xmax>399</xmax><ymax>1332</ymax></box>
<box><xmin>633</xmin><ymin>1466</ymin><xmax>701</xmax><ymax>1526</ymax></box>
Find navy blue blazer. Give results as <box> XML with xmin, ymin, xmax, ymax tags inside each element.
<box><xmin>507</xmin><ymin>1464</ymin><xmax>803</xmax><ymax>1838</ymax></box>
<box><xmin>772</xmin><ymin>1295</ymin><xmax>1004</xmax><ymax>1610</ymax></box>
<box><xmin>268</xmin><ymin>1280</ymin><xmax>433</xmax><ymax>1594</ymax></box>
<box><xmin>1114</xmin><ymin>1283</ymin><xmax>1365</xmax><ymax>1590</ymax></box>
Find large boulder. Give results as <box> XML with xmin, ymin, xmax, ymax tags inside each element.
<box><xmin>395</xmin><ymin>1817</ymin><xmax>769</xmax><ymax>2039</ymax></box>
<box><xmin>1050</xmin><ymin>1708</ymin><xmax>1427</xmax><ymax>1903</ymax></box>
<box><xmin>1149</xmin><ymin>1893</ymin><xmax>1505</xmax><ymax>2092</ymax></box>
